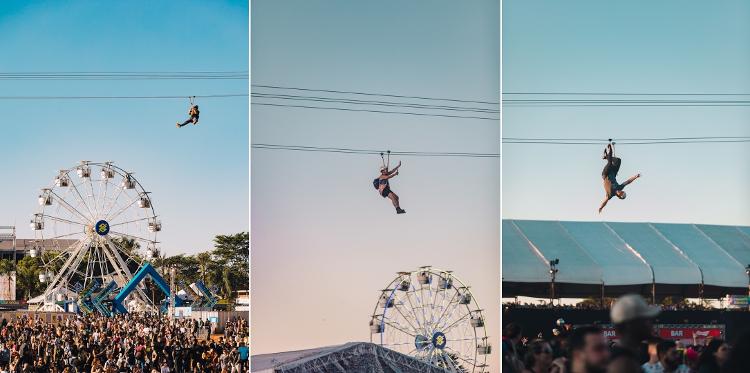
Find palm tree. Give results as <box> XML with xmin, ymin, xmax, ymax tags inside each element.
<box><xmin>195</xmin><ymin>252</ymin><xmax>212</xmax><ymax>285</ymax></box>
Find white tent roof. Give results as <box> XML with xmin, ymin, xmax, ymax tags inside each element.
<box><xmin>252</xmin><ymin>342</ymin><xmax>450</xmax><ymax>373</ymax></box>
<box><xmin>503</xmin><ymin>220</ymin><xmax>750</xmax><ymax>294</ymax></box>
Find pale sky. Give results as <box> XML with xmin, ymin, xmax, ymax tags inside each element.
<box><xmin>251</xmin><ymin>0</ymin><xmax>500</xmax><ymax>370</ymax></box>
<box><xmin>503</xmin><ymin>0</ymin><xmax>750</xmax><ymax>226</ymax></box>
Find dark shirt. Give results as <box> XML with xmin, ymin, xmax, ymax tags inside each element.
<box><xmin>610</xmin><ymin>344</ymin><xmax>642</xmax><ymax>372</ymax></box>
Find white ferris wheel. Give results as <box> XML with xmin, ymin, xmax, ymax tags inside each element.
<box><xmin>30</xmin><ymin>161</ymin><xmax>161</xmax><ymax>312</ymax></box>
<box><xmin>370</xmin><ymin>266</ymin><xmax>491</xmax><ymax>372</ymax></box>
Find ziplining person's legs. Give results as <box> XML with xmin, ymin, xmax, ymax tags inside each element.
<box><xmin>377</xmin><ymin>160</ymin><xmax>406</xmax><ymax>214</ymax></box>
<box><xmin>177</xmin><ymin>116</ymin><xmax>198</xmax><ymax>128</ymax></box>
<box><xmin>387</xmin><ymin>192</ymin><xmax>400</xmax><ymax>209</ymax></box>
<box><xmin>598</xmin><ymin>142</ymin><xmax>641</xmax><ymax>213</ymax></box>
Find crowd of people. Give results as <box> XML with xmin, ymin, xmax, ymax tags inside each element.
<box><xmin>503</xmin><ymin>294</ymin><xmax>750</xmax><ymax>373</ymax></box>
<box><xmin>0</xmin><ymin>312</ymin><xmax>249</xmax><ymax>373</ymax></box>
<box><xmin>503</xmin><ymin>301</ymin><xmax>714</xmax><ymax>312</ymax></box>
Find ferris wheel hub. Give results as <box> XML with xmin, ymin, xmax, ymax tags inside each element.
<box><xmin>431</xmin><ymin>331</ymin><xmax>447</xmax><ymax>350</ymax></box>
<box><xmin>94</xmin><ymin>220</ymin><xmax>110</xmax><ymax>236</ymax></box>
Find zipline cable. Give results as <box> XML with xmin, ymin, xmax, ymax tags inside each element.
<box><xmin>503</xmin><ymin>92</ymin><xmax>750</xmax><ymax>96</ymax></box>
<box><xmin>502</xmin><ymin>137</ymin><xmax>750</xmax><ymax>145</ymax></box>
<box><xmin>252</xmin><ymin>144</ymin><xmax>500</xmax><ymax>158</ymax></box>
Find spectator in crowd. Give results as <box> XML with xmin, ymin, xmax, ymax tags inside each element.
<box><xmin>0</xmin><ymin>313</ymin><xmax>249</xmax><ymax>373</ymax></box>
<box><xmin>642</xmin><ymin>337</ymin><xmax>663</xmax><ymax>373</ymax></box>
<box><xmin>523</xmin><ymin>339</ymin><xmax>554</xmax><ymax>373</ymax></box>
<box><xmin>722</xmin><ymin>331</ymin><xmax>750</xmax><ymax>373</ymax></box>
<box><xmin>503</xmin><ymin>323</ymin><xmax>526</xmax><ymax>373</ymax></box>
<box><xmin>608</xmin><ymin>294</ymin><xmax>660</xmax><ymax>373</ymax></box>
<box><xmin>551</xmin><ymin>327</ymin><xmax>571</xmax><ymax>360</ymax></box>
<box><xmin>657</xmin><ymin>340</ymin><xmax>689</xmax><ymax>373</ymax></box>
<box><xmin>684</xmin><ymin>348</ymin><xmax>699</xmax><ymax>373</ymax></box>
<box><xmin>556</xmin><ymin>325</ymin><xmax>610</xmax><ymax>373</ymax></box>
<box><xmin>697</xmin><ymin>339</ymin><xmax>730</xmax><ymax>373</ymax></box>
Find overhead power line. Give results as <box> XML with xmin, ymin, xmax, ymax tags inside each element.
<box><xmin>252</xmin><ymin>144</ymin><xmax>500</xmax><ymax>158</ymax></box>
<box><xmin>0</xmin><ymin>93</ymin><xmax>248</xmax><ymax>100</ymax></box>
<box><xmin>253</xmin><ymin>84</ymin><xmax>499</xmax><ymax>105</ymax></box>
<box><xmin>251</xmin><ymin>102</ymin><xmax>499</xmax><ymax>121</ymax></box>
<box><xmin>251</xmin><ymin>92</ymin><xmax>499</xmax><ymax>114</ymax></box>
<box><xmin>0</xmin><ymin>71</ymin><xmax>248</xmax><ymax>80</ymax></box>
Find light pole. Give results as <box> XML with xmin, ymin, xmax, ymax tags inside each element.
<box><xmin>549</xmin><ymin>258</ymin><xmax>559</xmax><ymax>305</ymax></box>
<box><xmin>169</xmin><ymin>265</ymin><xmax>176</xmax><ymax>318</ymax></box>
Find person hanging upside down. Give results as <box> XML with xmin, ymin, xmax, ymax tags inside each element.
<box><xmin>598</xmin><ymin>143</ymin><xmax>640</xmax><ymax>213</ymax></box>
<box><xmin>374</xmin><ymin>161</ymin><xmax>406</xmax><ymax>214</ymax></box>
<box><xmin>177</xmin><ymin>105</ymin><xmax>200</xmax><ymax>128</ymax></box>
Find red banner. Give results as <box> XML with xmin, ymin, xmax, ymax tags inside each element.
<box><xmin>600</xmin><ymin>326</ymin><xmax>618</xmax><ymax>341</ymax></box>
<box><xmin>583</xmin><ymin>324</ymin><xmax>724</xmax><ymax>342</ymax></box>
<box><xmin>658</xmin><ymin>326</ymin><xmax>723</xmax><ymax>340</ymax></box>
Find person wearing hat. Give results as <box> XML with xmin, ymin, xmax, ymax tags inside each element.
<box><xmin>373</xmin><ymin>161</ymin><xmax>406</xmax><ymax>214</ymax></box>
<box><xmin>598</xmin><ymin>142</ymin><xmax>641</xmax><ymax>213</ymax></box>
<box><xmin>607</xmin><ymin>294</ymin><xmax>660</xmax><ymax>373</ymax></box>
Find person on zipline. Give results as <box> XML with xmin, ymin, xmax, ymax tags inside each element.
<box><xmin>374</xmin><ymin>161</ymin><xmax>406</xmax><ymax>214</ymax></box>
<box><xmin>599</xmin><ymin>142</ymin><xmax>640</xmax><ymax>213</ymax></box>
<box><xmin>177</xmin><ymin>104</ymin><xmax>200</xmax><ymax>128</ymax></box>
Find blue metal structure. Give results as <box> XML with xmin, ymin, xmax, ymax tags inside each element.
<box><xmin>112</xmin><ymin>262</ymin><xmax>181</xmax><ymax>314</ymax></box>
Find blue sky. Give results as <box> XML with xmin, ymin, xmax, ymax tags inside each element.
<box><xmin>251</xmin><ymin>0</ymin><xmax>499</xmax><ymax>368</ymax></box>
<box><xmin>0</xmin><ymin>0</ymin><xmax>248</xmax><ymax>255</ymax></box>
<box><xmin>503</xmin><ymin>0</ymin><xmax>750</xmax><ymax>226</ymax></box>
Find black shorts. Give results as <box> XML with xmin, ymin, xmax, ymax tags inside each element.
<box><xmin>602</xmin><ymin>157</ymin><xmax>621</xmax><ymax>179</ymax></box>
<box><xmin>380</xmin><ymin>186</ymin><xmax>392</xmax><ymax>198</ymax></box>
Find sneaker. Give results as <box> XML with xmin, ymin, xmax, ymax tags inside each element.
<box><xmin>396</xmin><ymin>208</ymin><xmax>406</xmax><ymax>214</ymax></box>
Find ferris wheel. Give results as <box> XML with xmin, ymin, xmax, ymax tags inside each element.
<box><xmin>30</xmin><ymin>161</ymin><xmax>161</xmax><ymax>311</ymax></box>
<box><xmin>369</xmin><ymin>266</ymin><xmax>491</xmax><ymax>372</ymax></box>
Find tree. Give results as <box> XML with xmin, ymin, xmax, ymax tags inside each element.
<box><xmin>0</xmin><ymin>259</ymin><xmax>15</xmax><ymax>300</ymax></box>
<box><xmin>15</xmin><ymin>256</ymin><xmax>42</xmax><ymax>300</ymax></box>
<box><xmin>213</xmin><ymin>232</ymin><xmax>249</xmax><ymax>268</ymax></box>
<box><xmin>210</xmin><ymin>232</ymin><xmax>249</xmax><ymax>299</ymax></box>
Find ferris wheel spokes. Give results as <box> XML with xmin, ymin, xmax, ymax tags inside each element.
<box><xmin>47</xmin><ymin>189</ymin><xmax>91</xmax><ymax>224</ymax></box>
<box><xmin>370</xmin><ymin>267</ymin><xmax>490</xmax><ymax>373</ymax></box>
<box><xmin>34</xmin><ymin>161</ymin><xmax>160</xmax><ymax>312</ymax></box>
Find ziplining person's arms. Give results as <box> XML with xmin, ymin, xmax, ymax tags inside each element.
<box><xmin>598</xmin><ymin>198</ymin><xmax>609</xmax><ymax>214</ymax></box>
<box><xmin>387</xmin><ymin>161</ymin><xmax>402</xmax><ymax>175</ymax></box>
